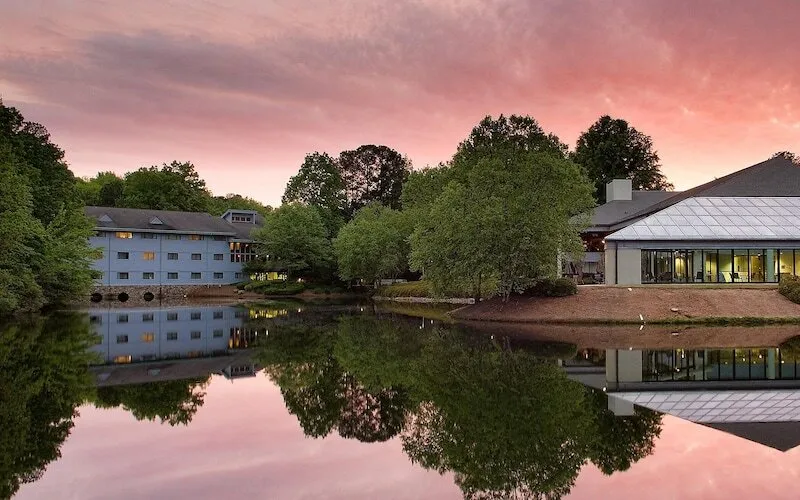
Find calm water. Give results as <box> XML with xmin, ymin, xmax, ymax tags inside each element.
<box><xmin>5</xmin><ymin>301</ymin><xmax>800</xmax><ymax>499</ymax></box>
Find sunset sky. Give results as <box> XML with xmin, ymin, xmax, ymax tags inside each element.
<box><xmin>2</xmin><ymin>0</ymin><xmax>799</xmax><ymax>206</ymax></box>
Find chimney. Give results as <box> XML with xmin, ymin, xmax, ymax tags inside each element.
<box><xmin>606</xmin><ymin>179</ymin><xmax>632</xmax><ymax>202</ymax></box>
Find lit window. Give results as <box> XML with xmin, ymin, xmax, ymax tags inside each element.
<box><xmin>117</xmin><ymin>314</ymin><xmax>128</xmax><ymax>323</ymax></box>
<box><xmin>167</xmin><ymin>253</ymin><xmax>178</xmax><ymax>260</ymax></box>
<box><xmin>115</xmin><ymin>232</ymin><xmax>133</xmax><ymax>239</ymax></box>
<box><xmin>142</xmin><ymin>313</ymin><xmax>154</xmax><ymax>322</ymax></box>
<box><xmin>213</xmin><ymin>254</ymin><xmax>223</xmax><ymax>261</ymax></box>
<box><xmin>141</xmin><ymin>233</ymin><xmax>157</xmax><ymax>239</ymax></box>
<box><xmin>116</xmin><ymin>335</ymin><xmax>129</xmax><ymax>344</ymax></box>
<box><xmin>117</xmin><ymin>252</ymin><xmax>129</xmax><ymax>259</ymax></box>
<box><xmin>141</xmin><ymin>332</ymin><xmax>155</xmax><ymax>343</ymax></box>
<box><xmin>188</xmin><ymin>234</ymin><xmax>204</xmax><ymax>241</ymax></box>
<box><xmin>190</xmin><ymin>331</ymin><xmax>202</xmax><ymax>340</ymax></box>
<box><xmin>117</xmin><ymin>272</ymin><xmax>129</xmax><ymax>280</ymax></box>
<box><xmin>190</xmin><ymin>312</ymin><xmax>201</xmax><ymax>320</ymax></box>
<box><xmin>142</xmin><ymin>272</ymin><xmax>155</xmax><ymax>280</ymax></box>
<box><xmin>167</xmin><ymin>272</ymin><xmax>178</xmax><ymax>279</ymax></box>
<box><xmin>166</xmin><ymin>331</ymin><xmax>178</xmax><ymax>341</ymax></box>
<box><xmin>214</xmin><ymin>272</ymin><xmax>223</xmax><ymax>279</ymax></box>
<box><xmin>143</xmin><ymin>251</ymin><xmax>156</xmax><ymax>260</ymax></box>
<box><xmin>165</xmin><ymin>234</ymin><xmax>180</xmax><ymax>240</ymax></box>
<box><xmin>113</xmin><ymin>355</ymin><xmax>132</xmax><ymax>364</ymax></box>
<box><xmin>213</xmin><ymin>311</ymin><xmax>223</xmax><ymax>319</ymax></box>
<box><xmin>191</xmin><ymin>272</ymin><xmax>201</xmax><ymax>279</ymax></box>
<box><xmin>166</xmin><ymin>312</ymin><xmax>178</xmax><ymax>321</ymax></box>
<box><xmin>213</xmin><ymin>329</ymin><xmax>224</xmax><ymax>338</ymax></box>
<box><xmin>191</xmin><ymin>253</ymin><xmax>202</xmax><ymax>260</ymax></box>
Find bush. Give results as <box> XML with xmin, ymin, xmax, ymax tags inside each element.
<box><xmin>522</xmin><ymin>277</ymin><xmax>577</xmax><ymax>298</ymax></box>
<box><xmin>780</xmin><ymin>275</ymin><xmax>800</xmax><ymax>304</ymax></box>
<box><xmin>244</xmin><ymin>280</ymin><xmax>305</xmax><ymax>296</ymax></box>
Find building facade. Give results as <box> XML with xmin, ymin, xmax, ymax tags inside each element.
<box><xmin>86</xmin><ymin>206</ymin><xmax>263</xmax><ymax>288</ymax></box>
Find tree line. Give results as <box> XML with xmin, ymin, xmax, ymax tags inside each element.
<box><xmin>250</xmin><ymin>114</ymin><xmax>673</xmax><ymax>300</ymax></box>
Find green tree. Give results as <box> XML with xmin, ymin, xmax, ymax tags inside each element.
<box><xmin>94</xmin><ymin>377</ymin><xmax>210</xmax><ymax>426</ymax></box>
<box><xmin>207</xmin><ymin>194</ymin><xmax>272</xmax><ymax>217</ymax></box>
<box><xmin>0</xmin><ymin>314</ymin><xmax>97</xmax><ymax>498</ymax></box>
<box><xmin>76</xmin><ymin>171</ymin><xmax>125</xmax><ymax>207</ymax></box>
<box><xmin>283</xmin><ymin>152</ymin><xmax>346</xmax><ymax>236</ymax></box>
<box><xmin>400</xmin><ymin>163</ymin><xmax>453</xmax><ymax>223</ymax></box>
<box><xmin>338</xmin><ymin>145</ymin><xmax>411</xmax><ymax>216</ymax></box>
<box><xmin>250</xmin><ymin>204</ymin><xmax>334</xmax><ymax>281</ymax></box>
<box><xmin>334</xmin><ymin>204</ymin><xmax>413</xmax><ymax>286</ymax></box>
<box><xmin>573</xmin><ymin>115</ymin><xmax>673</xmax><ymax>203</ymax></box>
<box><xmin>121</xmin><ymin>161</ymin><xmax>211</xmax><ymax>212</ymax></box>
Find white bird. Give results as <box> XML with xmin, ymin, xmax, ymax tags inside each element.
<box><xmin>639</xmin><ymin>313</ymin><xmax>644</xmax><ymax>322</ymax></box>
<box><xmin>628</xmin><ymin>287</ymin><xmax>633</xmax><ymax>291</ymax></box>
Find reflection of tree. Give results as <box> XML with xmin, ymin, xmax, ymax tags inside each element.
<box><xmin>94</xmin><ymin>377</ymin><xmax>209</xmax><ymax>426</ymax></box>
<box><xmin>585</xmin><ymin>389</ymin><xmax>662</xmax><ymax>475</ymax></box>
<box><xmin>0</xmin><ymin>314</ymin><xmax>96</xmax><ymax>498</ymax></box>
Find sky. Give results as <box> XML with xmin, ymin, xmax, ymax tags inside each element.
<box><xmin>2</xmin><ymin>0</ymin><xmax>799</xmax><ymax>206</ymax></box>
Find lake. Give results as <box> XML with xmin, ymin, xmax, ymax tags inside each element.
<box><xmin>5</xmin><ymin>300</ymin><xmax>800</xmax><ymax>499</ymax></box>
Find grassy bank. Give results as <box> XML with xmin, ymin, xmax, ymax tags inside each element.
<box><xmin>373</xmin><ymin>280</ymin><xmax>496</xmax><ymax>300</ymax></box>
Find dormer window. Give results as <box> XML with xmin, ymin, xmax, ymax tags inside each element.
<box><xmin>149</xmin><ymin>216</ymin><xmax>164</xmax><ymax>225</ymax></box>
<box><xmin>98</xmin><ymin>214</ymin><xmax>113</xmax><ymax>223</ymax></box>
<box><xmin>231</xmin><ymin>215</ymin><xmax>252</xmax><ymax>223</ymax></box>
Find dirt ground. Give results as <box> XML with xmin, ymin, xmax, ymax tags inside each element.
<box><xmin>451</xmin><ymin>286</ymin><xmax>800</xmax><ymax>323</ymax></box>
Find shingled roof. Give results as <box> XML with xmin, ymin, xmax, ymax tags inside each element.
<box><xmin>585</xmin><ymin>190</ymin><xmax>678</xmax><ymax>232</ymax></box>
<box><xmin>609</xmin><ymin>156</ymin><xmax>800</xmax><ymax>231</ymax></box>
<box><xmin>85</xmin><ymin>206</ymin><xmax>239</xmax><ymax>235</ymax></box>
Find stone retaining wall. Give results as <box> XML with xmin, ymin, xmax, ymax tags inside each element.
<box><xmin>84</xmin><ymin>284</ymin><xmax>231</xmax><ymax>307</ymax></box>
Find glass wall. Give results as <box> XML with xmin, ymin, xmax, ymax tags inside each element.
<box><xmin>642</xmin><ymin>348</ymin><xmax>779</xmax><ymax>381</ymax></box>
<box><xmin>640</xmin><ymin>249</ymin><xmax>800</xmax><ymax>283</ymax></box>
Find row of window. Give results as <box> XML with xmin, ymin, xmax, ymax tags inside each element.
<box><xmin>641</xmin><ymin>249</ymin><xmax>800</xmax><ymax>283</ymax></box>
<box><xmin>114</xmin><ymin>272</ymin><xmax>241</xmax><ymax>280</ymax></box>
<box><xmin>115</xmin><ymin>329</ymin><xmax>226</xmax><ymax>343</ymax></box>
<box><xmin>108</xmin><ymin>232</ymin><xmax>228</xmax><ymax>241</ymax></box>
<box><xmin>115</xmin><ymin>252</ymin><xmax>225</xmax><ymax>261</ymax></box>
<box><xmin>109</xmin><ymin>310</ymin><xmax>232</xmax><ymax>323</ymax></box>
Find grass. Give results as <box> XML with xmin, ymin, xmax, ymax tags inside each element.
<box><xmin>374</xmin><ymin>301</ymin><xmax>459</xmax><ymax>322</ymax></box>
<box><xmin>374</xmin><ymin>280</ymin><xmax>494</xmax><ymax>299</ymax></box>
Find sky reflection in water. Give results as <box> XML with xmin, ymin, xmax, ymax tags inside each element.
<box><xmin>8</xmin><ymin>302</ymin><xmax>800</xmax><ymax>499</ymax></box>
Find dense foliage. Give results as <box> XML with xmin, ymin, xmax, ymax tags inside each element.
<box><xmin>255</xmin><ymin>315</ymin><xmax>663</xmax><ymax>499</ymax></box>
<box><xmin>779</xmin><ymin>275</ymin><xmax>800</xmax><ymax>304</ymax></box>
<box><xmin>94</xmin><ymin>377</ymin><xmax>210</xmax><ymax>426</ymax></box>
<box><xmin>0</xmin><ymin>102</ymin><xmax>95</xmax><ymax>315</ymax></box>
<box><xmin>572</xmin><ymin>115</ymin><xmax>673</xmax><ymax>202</ymax></box>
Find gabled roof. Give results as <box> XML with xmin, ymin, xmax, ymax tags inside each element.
<box><xmin>703</xmin><ymin>421</ymin><xmax>800</xmax><ymax>452</ymax></box>
<box><xmin>611</xmin><ymin>156</ymin><xmax>800</xmax><ymax>230</ymax></box>
<box><xmin>585</xmin><ymin>190</ymin><xmax>678</xmax><ymax>232</ymax></box>
<box><xmin>606</xmin><ymin>196</ymin><xmax>800</xmax><ymax>241</ymax></box>
<box><xmin>85</xmin><ymin>206</ymin><xmax>238</xmax><ymax>235</ymax></box>
<box><xmin>228</xmin><ymin>212</ymin><xmax>265</xmax><ymax>240</ymax></box>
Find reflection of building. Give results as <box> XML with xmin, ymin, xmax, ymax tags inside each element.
<box><xmin>88</xmin><ymin>304</ymin><xmax>264</xmax><ymax>386</ymax></box>
<box><xmin>596</xmin><ymin>346</ymin><xmax>800</xmax><ymax>451</ymax></box>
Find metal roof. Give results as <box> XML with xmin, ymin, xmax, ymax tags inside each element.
<box><xmin>606</xmin><ymin>197</ymin><xmax>800</xmax><ymax>241</ymax></box>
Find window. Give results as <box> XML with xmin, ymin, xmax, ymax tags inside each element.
<box><xmin>166</xmin><ymin>331</ymin><xmax>178</xmax><ymax>341</ymax></box>
<box><xmin>141</xmin><ymin>332</ymin><xmax>155</xmax><ymax>343</ymax></box>
<box><xmin>167</xmin><ymin>272</ymin><xmax>178</xmax><ymax>280</ymax></box>
<box><xmin>117</xmin><ymin>314</ymin><xmax>128</xmax><ymax>323</ymax></box>
<box><xmin>142</xmin><ymin>272</ymin><xmax>155</xmax><ymax>280</ymax></box>
<box><xmin>214</xmin><ymin>272</ymin><xmax>224</xmax><ymax>279</ymax></box>
<box><xmin>191</xmin><ymin>253</ymin><xmax>202</xmax><ymax>260</ymax></box>
<box><xmin>213</xmin><ymin>311</ymin><xmax>224</xmax><ymax>319</ymax></box>
<box><xmin>141</xmin><ymin>233</ymin><xmax>157</xmax><ymax>239</ymax></box>
<box><xmin>165</xmin><ymin>234</ymin><xmax>180</xmax><ymax>240</ymax></box>
<box><xmin>143</xmin><ymin>251</ymin><xmax>156</xmax><ymax>260</ymax></box>
<box><xmin>117</xmin><ymin>252</ymin><xmax>129</xmax><ymax>259</ymax></box>
<box><xmin>234</xmin><ymin>310</ymin><xmax>246</xmax><ymax>318</ymax></box>
<box><xmin>232</xmin><ymin>215</ymin><xmax>252</xmax><ymax>223</ymax></box>
<box><xmin>113</xmin><ymin>355</ymin><xmax>132</xmax><ymax>364</ymax></box>
<box><xmin>213</xmin><ymin>235</ymin><xmax>227</xmax><ymax>241</ymax></box>
<box><xmin>188</xmin><ymin>234</ymin><xmax>204</xmax><ymax>241</ymax></box>
<box><xmin>190</xmin><ymin>331</ymin><xmax>202</xmax><ymax>339</ymax></box>
<box><xmin>90</xmin><ymin>315</ymin><xmax>102</xmax><ymax>324</ymax></box>
<box><xmin>213</xmin><ymin>329</ymin><xmax>224</xmax><ymax>338</ymax></box>
<box><xmin>115</xmin><ymin>232</ymin><xmax>133</xmax><ymax>239</ymax></box>
<box><xmin>190</xmin><ymin>312</ymin><xmax>202</xmax><ymax>320</ymax></box>
<box><xmin>235</xmin><ymin>272</ymin><xmax>243</xmax><ymax>280</ymax></box>
<box><xmin>191</xmin><ymin>272</ymin><xmax>201</xmax><ymax>280</ymax></box>
<box><xmin>214</xmin><ymin>254</ymin><xmax>224</xmax><ymax>261</ymax></box>
<box><xmin>167</xmin><ymin>312</ymin><xmax>178</xmax><ymax>321</ymax></box>
<box><xmin>116</xmin><ymin>334</ymin><xmax>129</xmax><ymax>344</ymax></box>
<box><xmin>142</xmin><ymin>313</ymin><xmax>154</xmax><ymax>322</ymax></box>
<box><xmin>167</xmin><ymin>253</ymin><xmax>178</xmax><ymax>260</ymax></box>
<box><xmin>117</xmin><ymin>272</ymin><xmax>129</xmax><ymax>280</ymax></box>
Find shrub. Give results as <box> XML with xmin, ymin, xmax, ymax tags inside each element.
<box><xmin>244</xmin><ymin>280</ymin><xmax>305</xmax><ymax>296</ymax></box>
<box><xmin>522</xmin><ymin>277</ymin><xmax>577</xmax><ymax>298</ymax></box>
<box><xmin>779</xmin><ymin>275</ymin><xmax>800</xmax><ymax>304</ymax></box>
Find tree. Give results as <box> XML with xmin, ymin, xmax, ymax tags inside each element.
<box><xmin>412</xmin><ymin>151</ymin><xmax>594</xmax><ymax>300</ymax></box>
<box><xmin>283</xmin><ymin>152</ymin><xmax>346</xmax><ymax>236</ymax></box>
<box><xmin>573</xmin><ymin>115</ymin><xmax>673</xmax><ymax>203</ymax></box>
<box><xmin>250</xmin><ymin>204</ymin><xmax>334</xmax><ymax>281</ymax></box>
<box><xmin>338</xmin><ymin>145</ymin><xmax>411</xmax><ymax>216</ymax></box>
<box><xmin>94</xmin><ymin>377</ymin><xmax>210</xmax><ymax>426</ymax></box>
<box><xmin>334</xmin><ymin>204</ymin><xmax>413</xmax><ymax>286</ymax></box>
<box><xmin>451</xmin><ymin>114</ymin><xmax>568</xmax><ymax>180</ymax></box>
<box><xmin>121</xmin><ymin>161</ymin><xmax>211</xmax><ymax>212</ymax></box>
<box><xmin>76</xmin><ymin>171</ymin><xmax>125</xmax><ymax>207</ymax></box>
<box><xmin>400</xmin><ymin>163</ymin><xmax>453</xmax><ymax>222</ymax></box>
<box><xmin>207</xmin><ymin>194</ymin><xmax>272</xmax><ymax>217</ymax></box>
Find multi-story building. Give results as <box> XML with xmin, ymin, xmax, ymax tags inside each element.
<box><xmin>86</xmin><ymin>206</ymin><xmax>263</xmax><ymax>293</ymax></box>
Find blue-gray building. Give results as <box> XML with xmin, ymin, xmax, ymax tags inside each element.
<box><xmin>86</xmin><ymin>206</ymin><xmax>263</xmax><ymax>287</ymax></box>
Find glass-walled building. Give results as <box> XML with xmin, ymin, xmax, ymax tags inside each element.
<box><xmin>639</xmin><ymin>248</ymin><xmax>800</xmax><ymax>283</ymax></box>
